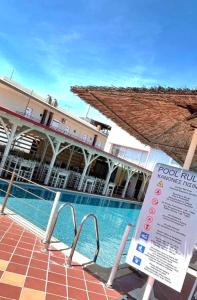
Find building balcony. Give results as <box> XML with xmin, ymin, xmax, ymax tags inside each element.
<box><xmin>16</xmin><ymin>110</ymin><xmax>105</xmax><ymax>150</ymax></box>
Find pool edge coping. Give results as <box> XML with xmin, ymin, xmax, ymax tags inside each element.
<box><xmin>0</xmin><ymin>204</ymin><xmax>91</xmax><ymax>265</ymax></box>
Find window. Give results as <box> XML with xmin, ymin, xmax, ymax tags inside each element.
<box><xmin>64</xmin><ymin>126</ymin><xmax>70</xmax><ymax>133</ymax></box>
<box><xmin>96</xmin><ymin>141</ymin><xmax>101</xmax><ymax>148</ymax></box>
<box><xmin>111</xmin><ymin>145</ymin><xmax>120</xmax><ymax>156</ymax></box>
<box><xmin>51</xmin><ymin>119</ymin><xmax>60</xmax><ymax>129</ymax></box>
<box><xmin>82</xmin><ymin>134</ymin><xmax>87</xmax><ymax>142</ymax></box>
<box><xmin>25</xmin><ymin>107</ymin><xmax>33</xmax><ymax>118</ymax></box>
<box><xmin>86</xmin><ymin>136</ymin><xmax>91</xmax><ymax>143</ymax></box>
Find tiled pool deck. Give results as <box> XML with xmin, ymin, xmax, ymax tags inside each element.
<box><xmin>0</xmin><ymin>215</ymin><xmax>122</xmax><ymax>300</ymax></box>
<box><xmin>0</xmin><ymin>215</ymin><xmax>196</xmax><ymax>300</ymax></box>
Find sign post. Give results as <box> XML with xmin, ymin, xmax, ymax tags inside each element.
<box><xmin>127</xmin><ymin>163</ymin><xmax>197</xmax><ymax>296</ymax></box>
<box><xmin>126</xmin><ymin>131</ymin><xmax>197</xmax><ymax>299</ymax></box>
<box><xmin>129</xmin><ymin>129</ymin><xmax>197</xmax><ymax>300</ymax></box>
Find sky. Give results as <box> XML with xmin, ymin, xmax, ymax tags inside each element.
<box><xmin>0</xmin><ymin>0</ymin><xmax>197</xmax><ymax>122</ymax></box>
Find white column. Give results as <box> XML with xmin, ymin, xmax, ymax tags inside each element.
<box><xmin>102</xmin><ymin>170</ymin><xmax>112</xmax><ymax>195</ymax></box>
<box><xmin>66</xmin><ymin>147</ymin><xmax>74</xmax><ymax>170</ymax></box>
<box><xmin>0</xmin><ymin>123</ymin><xmax>17</xmax><ymax>176</ymax></box>
<box><xmin>122</xmin><ymin>176</ymin><xmax>131</xmax><ymax>198</ymax></box>
<box><xmin>137</xmin><ymin>173</ymin><xmax>148</xmax><ymax>201</ymax></box>
<box><xmin>144</xmin><ymin>175</ymin><xmax>150</xmax><ymax>196</ymax></box>
<box><xmin>35</xmin><ymin>141</ymin><xmax>49</xmax><ymax>180</ymax></box>
<box><xmin>122</xmin><ymin>169</ymin><xmax>135</xmax><ymax>198</ymax></box>
<box><xmin>77</xmin><ymin>151</ymin><xmax>94</xmax><ymax>191</ymax></box>
<box><xmin>102</xmin><ymin>160</ymin><xmax>117</xmax><ymax>195</ymax></box>
<box><xmin>44</xmin><ymin>141</ymin><xmax>61</xmax><ymax>185</ymax></box>
<box><xmin>77</xmin><ymin>164</ymin><xmax>89</xmax><ymax>191</ymax></box>
<box><xmin>129</xmin><ymin>173</ymin><xmax>139</xmax><ymax>198</ymax></box>
<box><xmin>145</xmin><ymin>148</ymin><xmax>151</xmax><ymax>168</ymax></box>
<box><xmin>39</xmin><ymin>141</ymin><xmax>49</xmax><ymax>166</ymax></box>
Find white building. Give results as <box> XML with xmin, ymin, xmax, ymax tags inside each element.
<box><xmin>0</xmin><ymin>77</ymin><xmax>151</xmax><ymax>200</ymax></box>
<box><xmin>105</xmin><ymin>124</ymin><xmax>180</xmax><ymax>171</ymax></box>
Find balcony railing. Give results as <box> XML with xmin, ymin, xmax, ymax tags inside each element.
<box><xmin>15</xmin><ymin>110</ymin><xmax>105</xmax><ymax>150</ymax></box>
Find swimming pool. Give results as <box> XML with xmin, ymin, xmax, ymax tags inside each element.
<box><xmin>0</xmin><ymin>181</ymin><xmax>141</xmax><ymax>267</ymax></box>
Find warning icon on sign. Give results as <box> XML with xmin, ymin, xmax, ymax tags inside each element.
<box><xmin>144</xmin><ymin>223</ymin><xmax>151</xmax><ymax>231</ymax></box>
<box><xmin>157</xmin><ymin>180</ymin><xmax>163</xmax><ymax>188</ymax></box>
<box><xmin>152</xmin><ymin>198</ymin><xmax>159</xmax><ymax>205</ymax></box>
<box><xmin>155</xmin><ymin>188</ymin><xmax>161</xmax><ymax>196</ymax></box>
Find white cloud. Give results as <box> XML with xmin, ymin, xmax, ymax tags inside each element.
<box><xmin>61</xmin><ymin>31</ymin><xmax>81</xmax><ymax>43</ymax></box>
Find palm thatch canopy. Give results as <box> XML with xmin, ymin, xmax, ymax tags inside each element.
<box><xmin>71</xmin><ymin>86</ymin><xmax>197</xmax><ymax>171</ymax></box>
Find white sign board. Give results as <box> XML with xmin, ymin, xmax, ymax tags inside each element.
<box><xmin>126</xmin><ymin>163</ymin><xmax>197</xmax><ymax>292</ymax></box>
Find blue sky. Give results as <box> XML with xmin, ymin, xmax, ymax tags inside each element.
<box><xmin>0</xmin><ymin>0</ymin><xmax>197</xmax><ymax>122</ymax></box>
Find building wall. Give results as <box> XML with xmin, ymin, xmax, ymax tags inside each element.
<box><xmin>0</xmin><ymin>80</ymin><xmax>107</xmax><ymax>149</ymax></box>
<box><xmin>109</xmin><ymin>144</ymin><xmax>180</xmax><ymax>171</ymax></box>
<box><xmin>105</xmin><ymin>124</ymin><xmax>150</xmax><ymax>152</ymax></box>
<box><xmin>106</xmin><ymin>124</ymin><xmax>180</xmax><ymax>171</ymax></box>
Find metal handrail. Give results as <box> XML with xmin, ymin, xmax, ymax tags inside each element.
<box><xmin>2</xmin><ymin>180</ymin><xmax>50</xmax><ymax>201</ymax></box>
<box><xmin>0</xmin><ymin>163</ymin><xmax>55</xmax><ymax>196</ymax></box>
<box><xmin>42</xmin><ymin>203</ymin><xmax>77</xmax><ymax>247</ymax></box>
<box><xmin>0</xmin><ymin>167</ymin><xmax>56</xmax><ymax>217</ymax></box>
<box><xmin>0</xmin><ymin>187</ymin><xmax>16</xmax><ymax>199</ymax></box>
<box><xmin>0</xmin><ymin>171</ymin><xmax>15</xmax><ymax>214</ymax></box>
<box><xmin>65</xmin><ymin>213</ymin><xmax>100</xmax><ymax>267</ymax></box>
<box><xmin>0</xmin><ymin>186</ymin><xmax>57</xmax><ymax>224</ymax></box>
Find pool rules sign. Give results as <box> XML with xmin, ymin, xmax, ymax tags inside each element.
<box><xmin>126</xmin><ymin>163</ymin><xmax>197</xmax><ymax>292</ymax></box>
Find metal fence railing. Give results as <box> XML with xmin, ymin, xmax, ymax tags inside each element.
<box><xmin>0</xmin><ymin>166</ymin><xmax>58</xmax><ymax>234</ymax></box>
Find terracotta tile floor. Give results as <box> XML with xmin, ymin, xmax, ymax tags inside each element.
<box><xmin>0</xmin><ymin>215</ymin><xmax>123</xmax><ymax>300</ymax></box>
<box><xmin>0</xmin><ymin>215</ymin><xmax>196</xmax><ymax>300</ymax></box>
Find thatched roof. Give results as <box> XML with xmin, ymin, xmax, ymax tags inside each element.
<box><xmin>71</xmin><ymin>86</ymin><xmax>197</xmax><ymax>171</ymax></box>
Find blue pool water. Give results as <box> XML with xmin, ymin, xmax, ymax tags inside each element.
<box><xmin>0</xmin><ymin>181</ymin><xmax>141</xmax><ymax>267</ymax></box>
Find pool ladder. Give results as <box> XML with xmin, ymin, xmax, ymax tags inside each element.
<box><xmin>42</xmin><ymin>203</ymin><xmax>77</xmax><ymax>248</ymax></box>
<box><xmin>66</xmin><ymin>213</ymin><xmax>99</xmax><ymax>267</ymax></box>
<box><xmin>42</xmin><ymin>204</ymin><xmax>100</xmax><ymax>267</ymax></box>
